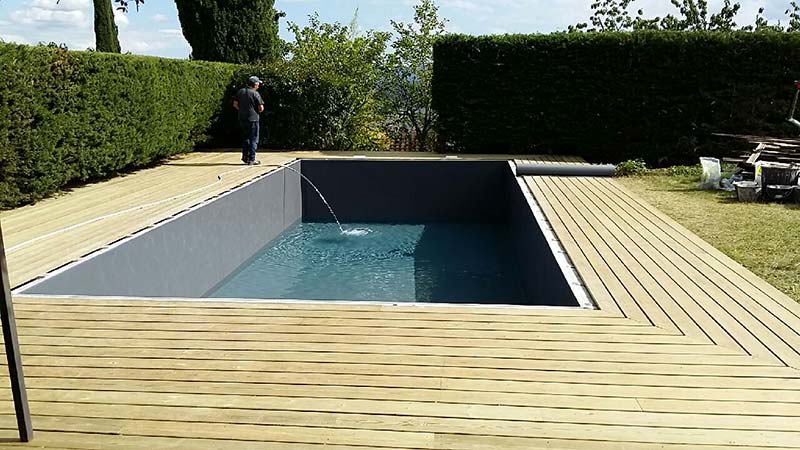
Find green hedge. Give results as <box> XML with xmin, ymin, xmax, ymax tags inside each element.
<box><xmin>432</xmin><ymin>32</ymin><xmax>800</xmax><ymax>163</ymax></box>
<box><xmin>0</xmin><ymin>43</ymin><xmax>235</xmax><ymax>208</ymax></box>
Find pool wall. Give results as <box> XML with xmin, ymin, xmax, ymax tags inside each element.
<box><xmin>20</xmin><ymin>161</ymin><xmax>303</xmax><ymax>297</ymax></box>
<box><xmin>507</xmin><ymin>174</ymin><xmax>577</xmax><ymax>306</ymax></box>
<box><xmin>301</xmin><ymin>160</ymin><xmax>509</xmax><ymax>222</ymax></box>
<box><xmin>301</xmin><ymin>159</ymin><xmax>578</xmax><ymax>306</ymax></box>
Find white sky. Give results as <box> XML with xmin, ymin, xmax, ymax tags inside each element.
<box><xmin>0</xmin><ymin>0</ymin><xmax>792</xmax><ymax>59</ymax></box>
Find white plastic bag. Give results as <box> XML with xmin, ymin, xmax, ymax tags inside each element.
<box><xmin>699</xmin><ymin>157</ymin><xmax>721</xmax><ymax>190</ymax></box>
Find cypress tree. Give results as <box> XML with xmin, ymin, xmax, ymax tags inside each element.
<box><xmin>175</xmin><ymin>0</ymin><xmax>283</xmax><ymax>63</ymax></box>
<box><xmin>93</xmin><ymin>0</ymin><xmax>121</xmax><ymax>53</ymax></box>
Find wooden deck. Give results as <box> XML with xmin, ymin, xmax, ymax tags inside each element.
<box><xmin>1</xmin><ymin>152</ymin><xmax>799</xmax><ymax>449</ymax></box>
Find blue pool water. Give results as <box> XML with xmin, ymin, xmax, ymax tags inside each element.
<box><xmin>208</xmin><ymin>222</ymin><xmax>527</xmax><ymax>303</ymax></box>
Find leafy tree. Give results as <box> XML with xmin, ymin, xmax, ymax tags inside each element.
<box><xmin>174</xmin><ymin>0</ymin><xmax>283</xmax><ymax>63</ymax></box>
<box><xmin>285</xmin><ymin>12</ymin><xmax>390</xmax><ymax>150</ymax></box>
<box><xmin>741</xmin><ymin>7</ymin><xmax>784</xmax><ymax>32</ymax></box>
<box><xmin>787</xmin><ymin>1</ymin><xmax>800</xmax><ymax>31</ymax></box>
<box><xmin>382</xmin><ymin>0</ymin><xmax>447</xmax><ymax>151</ymax></box>
<box><xmin>569</xmin><ymin>0</ymin><xmax>758</xmax><ymax>32</ymax></box>
<box><xmin>569</xmin><ymin>0</ymin><xmax>657</xmax><ymax>32</ymax></box>
<box><xmin>660</xmin><ymin>0</ymin><xmax>741</xmax><ymax>31</ymax></box>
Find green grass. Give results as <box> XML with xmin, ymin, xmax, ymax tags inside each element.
<box><xmin>618</xmin><ymin>167</ymin><xmax>800</xmax><ymax>304</ymax></box>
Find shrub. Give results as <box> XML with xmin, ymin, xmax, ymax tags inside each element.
<box><xmin>209</xmin><ymin>15</ymin><xmax>391</xmax><ymax>152</ymax></box>
<box><xmin>0</xmin><ymin>43</ymin><xmax>235</xmax><ymax>208</ymax></box>
<box><xmin>432</xmin><ymin>32</ymin><xmax>800</xmax><ymax>164</ymax></box>
<box><xmin>615</xmin><ymin>159</ymin><xmax>649</xmax><ymax>176</ymax></box>
<box><xmin>209</xmin><ymin>63</ymin><xmax>389</xmax><ymax>152</ymax></box>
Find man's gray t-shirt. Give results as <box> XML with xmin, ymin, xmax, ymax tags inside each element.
<box><xmin>236</xmin><ymin>88</ymin><xmax>264</xmax><ymax>122</ymax></box>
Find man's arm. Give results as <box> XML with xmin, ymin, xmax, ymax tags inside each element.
<box><xmin>233</xmin><ymin>99</ymin><xmax>239</xmax><ymax>110</ymax></box>
<box><xmin>257</xmin><ymin>92</ymin><xmax>265</xmax><ymax>114</ymax></box>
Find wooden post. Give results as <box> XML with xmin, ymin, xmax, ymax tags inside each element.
<box><xmin>0</xmin><ymin>222</ymin><xmax>33</xmax><ymax>442</ymax></box>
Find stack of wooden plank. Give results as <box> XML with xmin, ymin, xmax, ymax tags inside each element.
<box><xmin>719</xmin><ymin>133</ymin><xmax>800</xmax><ymax>174</ymax></box>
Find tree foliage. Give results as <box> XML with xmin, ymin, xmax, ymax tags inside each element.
<box><xmin>660</xmin><ymin>0</ymin><xmax>740</xmax><ymax>31</ymax></box>
<box><xmin>570</xmin><ymin>0</ymin><xmax>800</xmax><ymax>32</ymax></box>
<box><xmin>382</xmin><ymin>0</ymin><xmax>447</xmax><ymax>151</ymax></box>
<box><xmin>569</xmin><ymin>0</ymin><xmax>657</xmax><ymax>32</ymax></box>
<box><xmin>283</xmin><ymin>12</ymin><xmax>390</xmax><ymax>150</ymax></box>
<box><xmin>174</xmin><ymin>0</ymin><xmax>283</xmax><ymax>63</ymax></box>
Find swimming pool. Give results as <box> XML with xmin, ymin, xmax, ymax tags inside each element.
<box><xmin>17</xmin><ymin>159</ymin><xmax>591</xmax><ymax>308</ymax></box>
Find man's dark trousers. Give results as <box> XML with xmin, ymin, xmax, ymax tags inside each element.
<box><xmin>240</xmin><ymin>120</ymin><xmax>259</xmax><ymax>163</ymax></box>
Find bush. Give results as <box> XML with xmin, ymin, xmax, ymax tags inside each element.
<box><xmin>615</xmin><ymin>159</ymin><xmax>649</xmax><ymax>176</ymax></box>
<box><xmin>0</xmin><ymin>43</ymin><xmax>235</xmax><ymax>208</ymax></box>
<box><xmin>208</xmin><ymin>15</ymin><xmax>391</xmax><ymax>152</ymax></box>
<box><xmin>432</xmin><ymin>32</ymin><xmax>800</xmax><ymax>164</ymax></box>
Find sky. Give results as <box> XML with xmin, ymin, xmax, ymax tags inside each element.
<box><xmin>0</xmin><ymin>0</ymin><xmax>793</xmax><ymax>59</ymax></box>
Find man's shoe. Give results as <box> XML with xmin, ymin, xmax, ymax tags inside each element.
<box><xmin>249</xmin><ymin>160</ymin><xmax>261</xmax><ymax>166</ymax></box>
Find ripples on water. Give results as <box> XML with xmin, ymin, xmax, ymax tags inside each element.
<box><xmin>208</xmin><ymin>222</ymin><xmax>526</xmax><ymax>303</ymax></box>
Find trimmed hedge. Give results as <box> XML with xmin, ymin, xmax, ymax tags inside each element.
<box><xmin>0</xmin><ymin>43</ymin><xmax>235</xmax><ymax>208</ymax></box>
<box><xmin>432</xmin><ymin>32</ymin><xmax>800</xmax><ymax>163</ymax></box>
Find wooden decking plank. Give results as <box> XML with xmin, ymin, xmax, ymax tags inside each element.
<box><xmin>3</xmin><ymin>395</ymin><xmax>798</xmax><ymax>434</ymax></box>
<box><xmin>532</xmin><ymin>175</ymin><xmax>679</xmax><ymax>329</ymax></box>
<box><xmin>14</xmin><ymin>325</ymin><xmax>701</xmax><ymax>345</ymax></box>
<box><xmin>534</xmin><ymin>177</ymin><xmax>705</xmax><ymax>336</ymax></box>
<box><xmin>434</xmin><ymin>433</ymin><xmax>800</xmax><ymax>450</ymax></box>
<box><xmin>15</xmin><ymin>334</ymin><xmax>740</xmax><ymax>355</ymax></box>
<box><xmin>552</xmin><ymin>177</ymin><xmax>783</xmax><ymax>362</ymax></box>
<box><xmin>586</xmin><ymin>178</ymin><xmax>800</xmax><ymax>365</ymax></box>
<box><xmin>6</xmin><ymin>362</ymin><xmax>799</xmax><ymax>390</ymax></box>
<box><xmin>527</xmin><ymin>178</ymin><xmax>649</xmax><ymax>322</ymax></box>
<box><xmin>0</xmin><ymin>431</ymin><xmax>401</xmax><ymax>450</ymax></box>
<box><xmin>14</xmin><ymin>352</ymin><xmax>795</xmax><ymax>378</ymax></box>
<box><xmin>598</xmin><ymin>177</ymin><xmax>800</xmax><ymax>323</ymax></box>
<box><xmin>2</xmin><ymin>154</ymin><xmax>269</xmax><ymax>241</ymax></box>
<box><xmin>0</xmin><ymin>436</ymin><xmax>385</xmax><ymax>450</ymax></box>
<box><xmin>440</xmin><ymin>377</ymin><xmax>800</xmax><ymax>403</ymax></box>
<box><xmin>591</xmin><ymin>178</ymin><xmax>800</xmax><ymax>366</ymax></box>
<box><xmin>0</xmin><ymin>407</ymin><xmax>798</xmax><ymax>448</ymax></box>
<box><xmin>523</xmin><ymin>179</ymin><xmax>623</xmax><ymax>314</ymax></box>
<box><xmin>8</xmin><ymin>376</ymin><xmax>798</xmax><ymax>411</ymax></box>
<box><xmin>0</xmin><ymin>382</ymin><xmax>644</xmax><ymax>413</ymax></box>
<box><xmin>545</xmin><ymin>177</ymin><xmax>727</xmax><ymax>341</ymax></box>
<box><xmin>15</xmin><ymin>306</ymin><xmax>636</xmax><ymax>328</ymax></box>
<box><xmin>0</xmin><ymin>415</ymin><xmax>437</xmax><ymax>449</ymax></box>
<box><xmin>8</xmin><ymin>374</ymin><xmax>799</xmax><ymax>404</ymax></box>
<box><xmin>6</xmin><ymin>369</ymin><xmax>798</xmax><ymax>403</ymax></box>
<box><xmin>12</xmin><ymin>297</ymin><xmax>610</xmax><ymax>318</ymax></box>
<box><xmin>16</xmin><ymin>341</ymin><xmax>773</xmax><ymax>366</ymax></box>
<box><xmin>639</xmin><ymin>398</ymin><xmax>800</xmax><ymax>416</ymax></box>
<box><xmin>13</xmin><ymin>318</ymin><xmax>674</xmax><ymax>337</ymax></box>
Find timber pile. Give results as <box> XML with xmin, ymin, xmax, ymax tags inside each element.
<box><xmin>719</xmin><ymin>133</ymin><xmax>800</xmax><ymax>174</ymax></box>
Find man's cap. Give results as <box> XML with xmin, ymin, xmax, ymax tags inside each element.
<box><xmin>248</xmin><ymin>76</ymin><xmax>262</xmax><ymax>85</ymax></box>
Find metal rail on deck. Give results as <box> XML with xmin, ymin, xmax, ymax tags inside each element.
<box><xmin>0</xmin><ymin>223</ymin><xmax>33</xmax><ymax>442</ymax></box>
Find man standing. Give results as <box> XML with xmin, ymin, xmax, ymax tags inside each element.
<box><xmin>233</xmin><ymin>76</ymin><xmax>265</xmax><ymax>165</ymax></box>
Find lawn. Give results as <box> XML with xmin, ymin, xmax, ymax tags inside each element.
<box><xmin>618</xmin><ymin>167</ymin><xmax>800</xmax><ymax>304</ymax></box>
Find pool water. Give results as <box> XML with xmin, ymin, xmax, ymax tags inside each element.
<box><xmin>208</xmin><ymin>222</ymin><xmax>527</xmax><ymax>303</ymax></box>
